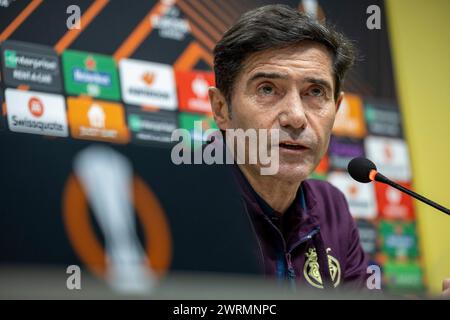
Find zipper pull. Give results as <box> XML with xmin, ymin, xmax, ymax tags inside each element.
<box><xmin>285</xmin><ymin>253</ymin><xmax>295</xmax><ymax>279</ymax></box>
<box><xmin>285</xmin><ymin>252</ymin><xmax>297</xmax><ymax>292</ymax></box>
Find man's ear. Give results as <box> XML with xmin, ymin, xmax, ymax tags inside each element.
<box><xmin>335</xmin><ymin>91</ymin><xmax>344</xmax><ymax>113</ymax></box>
<box><xmin>208</xmin><ymin>87</ymin><xmax>231</xmax><ymax>130</ymax></box>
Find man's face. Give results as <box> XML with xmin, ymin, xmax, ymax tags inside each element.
<box><xmin>211</xmin><ymin>41</ymin><xmax>343</xmax><ymax>182</ymax></box>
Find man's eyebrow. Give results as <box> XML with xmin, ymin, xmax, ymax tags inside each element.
<box><xmin>304</xmin><ymin>77</ymin><xmax>333</xmax><ymax>92</ymax></box>
<box><xmin>247</xmin><ymin>71</ymin><xmax>289</xmax><ymax>84</ymax></box>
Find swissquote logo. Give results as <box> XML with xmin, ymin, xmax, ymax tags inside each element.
<box><xmin>119</xmin><ymin>58</ymin><xmax>177</xmax><ymax>110</ymax></box>
<box><xmin>5</xmin><ymin>88</ymin><xmax>68</xmax><ymax>136</ymax></box>
<box><xmin>28</xmin><ymin>97</ymin><xmax>44</xmax><ymax>117</ymax></box>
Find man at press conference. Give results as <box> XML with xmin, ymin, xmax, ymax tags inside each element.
<box><xmin>208</xmin><ymin>4</ymin><xmax>450</xmax><ymax>295</ymax></box>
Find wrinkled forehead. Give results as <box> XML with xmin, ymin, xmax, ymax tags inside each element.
<box><xmin>237</xmin><ymin>41</ymin><xmax>335</xmax><ymax>86</ymax></box>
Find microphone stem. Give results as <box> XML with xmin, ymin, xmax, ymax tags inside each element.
<box><xmin>375</xmin><ymin>173</ymin><xmax>450</xmax><ymax>216</ymax></box>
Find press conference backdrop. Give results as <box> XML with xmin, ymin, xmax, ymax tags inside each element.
<box><xmin>0</xmin><ymin>0</ymin><xmax>431</xmax><ymax>295</ymax></box>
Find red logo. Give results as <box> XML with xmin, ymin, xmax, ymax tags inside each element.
<box><xmin>314</xmin><ymin>155</ymin><xmax>329</xmax><ymax>176</ymax></box>
<box><xmin>375</xmin><ymin>181</ymin><xmax>415</xmax><ymax>220</ymax></box>
<box><xmin>175</xmin><ymin>70</ymin><xmax>215</xmax><ymax>114</ymax></box>
<box><xmin>28</xmin><ymin>97</ymin><xmax>44</xmax><ymax>117</ymax></box>
<box><xmin>85</xmin><ymin>56</ymin><xmax>96</xmax><ymax>70</ymax></box>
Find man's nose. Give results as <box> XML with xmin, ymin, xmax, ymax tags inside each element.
<box><xmin>278</xmin><ymin>91</ymin><xmax>307</xmax><ymax>130</ymax></box>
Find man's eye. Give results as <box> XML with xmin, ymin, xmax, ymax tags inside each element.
<box><xmin>258</xmin><ymin>85</ymin><xmax>275</xmax><ymax>95</ymax></box>
<box><xmin>309</xmin><ymin>87</ymin><xmax>324</xmax><ymax>97</ymax></box>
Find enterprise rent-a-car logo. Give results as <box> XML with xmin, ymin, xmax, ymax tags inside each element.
<box><xmin>1</xmin><ymin>40</ymin><xmax>62</xmax><ymax>93</ymax></box>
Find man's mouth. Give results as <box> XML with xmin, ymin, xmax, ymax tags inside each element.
<box><xmin>278</xmin><ymin>141</ymin><xmax>309</xmax><ymax>151</ymax></box>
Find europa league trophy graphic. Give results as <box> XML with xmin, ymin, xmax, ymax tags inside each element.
<box><xmin>74</xmin><ymin>145</ymin><xmax>155</xmax><ymax>293</ymax></box>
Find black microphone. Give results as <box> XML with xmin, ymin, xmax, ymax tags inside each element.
<box><xmin>347</xmin><ymin>157</ymin><xmax>450</xmax><ymax>216</ymax></box>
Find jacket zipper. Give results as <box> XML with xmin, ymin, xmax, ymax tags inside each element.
<box><xmin>262</xmin><ymin>216</ymin><xmax>320</xmax><ymax>288</ymax></box>
<box><xmin>285</xmin><ymin>252</ymin><xmax>296</xmax><ymax>291</ymax></box>
<box><xmin>288</xmin><ymin>227</ymin><xmax>320</xmax><ymax>254</ymax></box>
<box><xmin>285</xmin><ymin>227</ymin><xmax>320</xmax><ymax>290</ymax></box>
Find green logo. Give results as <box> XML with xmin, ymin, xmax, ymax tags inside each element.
<box><xmin>62</xmin><ymin>49</ymin><xmax>120</xmax><ymax>100</ymax></box>
<box><xmin>179</xmin><ymin>112</ymin><xmax>217</xmax><ymax>136</ymax></box>
<box><xmin>365</xmin><ymin>105</ymin><xmax>375</xmax><ymax>122</ymax></box>
<box><xmin>128</xmin><ymin>114</ymin><xmax>142</xmax><ymax>132</ymax></box>
<box><xmin>178</xmin><ymin>112</ymin><xmax>218</xmax><ymax>149</ymax></box>
<box><xmin>384</xmin><ymin>262</ymin><xmax>424</xmax><ymax>293</ymax></box>
<box><xmin>380</xmin><ymin>221</ymin><xmax>418</xmax><ymax>259</ymax></box>
<box><xmin>4</xmin><ymin>50</ymin><xmax>17</xmax><ymax>68</ymax></box>
<box><xmin>309</xmin><ymin>172</ymin><xmax>327</xmax><ymax>181</ymax></box>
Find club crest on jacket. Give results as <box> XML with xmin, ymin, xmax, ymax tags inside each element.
<box><xmin>303</xmin><ymin>247</ymin><xmax>341</xmax><ymax>288</ymax></box>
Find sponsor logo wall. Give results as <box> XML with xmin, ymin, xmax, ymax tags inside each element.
<box><xmin>319</xmin><ymin>93</ymin><xmax>423</xmax><ymax>293</ymax></box>
<box><xmin>0</xmin><ymin>40</ymin><xmax>214</xmax><ymax>145</ymax></box>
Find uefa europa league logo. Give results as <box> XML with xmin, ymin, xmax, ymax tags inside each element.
<box><xmin>73</xmin><ymin>145</ymin><xmax>156</xmax><ymax>293</ymax></box>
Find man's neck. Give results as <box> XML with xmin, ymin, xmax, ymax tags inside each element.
<box><xmin>238</xmin><ymin>164</ymin><xmax>302</xmax><ymax>214</ymax></box>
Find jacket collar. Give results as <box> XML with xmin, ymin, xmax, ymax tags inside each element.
<box><xmin>230</xmin><ymin>164</ymin><xmax>321</xmax><ymax>250</ymax></box>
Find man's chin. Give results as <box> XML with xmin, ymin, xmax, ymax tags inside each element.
<box><xmin>264</xmin><ymin>164</ymin><xmax>312</xmax><ymax>182</ymax></box>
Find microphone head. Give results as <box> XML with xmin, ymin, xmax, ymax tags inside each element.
<box><xmin>347</xmin><ymin>157</ymin><xmax>377</xmax><ymax>183</ymax></box>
